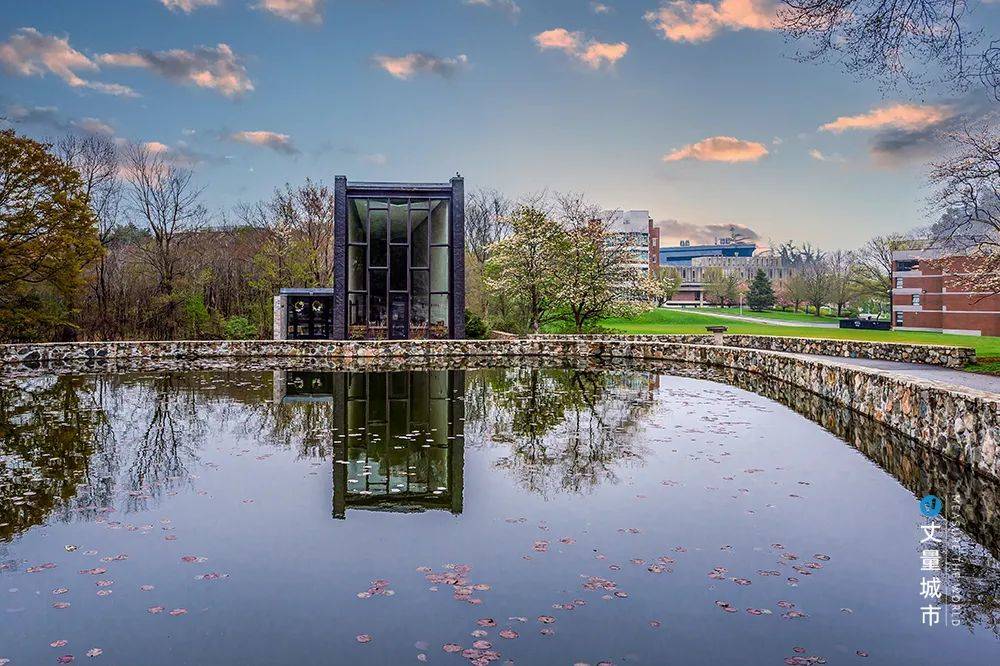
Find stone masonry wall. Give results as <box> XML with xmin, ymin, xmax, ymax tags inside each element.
<box><xmin>528</xmin><ymin>334</ymin><xmax>976</xmax><ymax>368</ymax></box>
<box><xmin>1</xmin><ymin>337</ymin><xmax>996</xmax><ymax>478</ymax></box>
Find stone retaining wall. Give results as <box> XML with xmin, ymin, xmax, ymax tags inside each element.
<box><xmin>1</xmin><ymin>337</ymin><xmax>996</xmax><ymax>478</ymax></box>
<box><xmin>528</xmin><ymin>333</ymin><xmax>976</xmax><ymax>368</ymax></box>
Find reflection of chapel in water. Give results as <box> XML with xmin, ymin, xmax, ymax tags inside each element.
<box><xmin>275</xmin><ymin>369</ymin><xmax>465</xmax><ymax>519</ymax></box>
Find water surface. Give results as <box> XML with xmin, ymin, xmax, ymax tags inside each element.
<box><xmin>2</xmin><ymin>365</ymin><xmax>998</xmax><ymax>665</ymax></box>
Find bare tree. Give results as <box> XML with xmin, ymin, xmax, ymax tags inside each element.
<box><xmin>779</xmin><ymin>0</ymin><xmax>1000</xmax><ymax>99</ymax></box>
<box><xmin>853</xmin><ymin>233</ymin><xmax>906</xmax><ymax>314</ymax></box>
<box><xmin>466</xmin><ymin>188</ymin><xmax>513</xmax><ymax>264</ymax></box>
<box><xmin>269</xmin><ymin>179</ymin><xmax>335</xmax><ymax>286</ymax></box>
<box><xmin>123</xmin><ymin>142</ymin><xmax>207</xmax><ymax>337</ymax></box>
<box><xmin>827</xmin><ymin>249</ymin><xmax>856</xmax><ymax>316</ymax></box>
<box><xmin>57</xmin><ymin>135</ymin><xmax>123</xmax><ymax>336</ymax></box>
<box><xmin>801</xmin><ymin>257</ymin><xmax>833</xmax><ymax>316</ymax></box>
<box><xmin>928</xmin><ymin>121</ymin><xmax>1000</xmax><ymax>295</ymax></box>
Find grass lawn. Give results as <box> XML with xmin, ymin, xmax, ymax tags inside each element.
<box><xmin>699</xmin><ymin>306</ymin><xmax>843</xmax><ymax>324</ymax></box>
<box><xmin>599</xmin><ymin>308</ymin><xmax>1000</xmax><ymax>366</ymax></box>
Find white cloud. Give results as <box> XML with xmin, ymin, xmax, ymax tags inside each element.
<box><xmin>591</xmin><ymin>2</ymin><xmax>614</xmax><ymax>14</ymax></box>
<box><xmin>254</xmin><ymin>0</ymin><xmax>325</xmax><ymax>24</ymax></box>
<box><xmin>99</xmin><ymin>43</ymin><xmax>253</xmax><ymax>97</ymax></box>
<box><xmin>462</xmin><ymin>0</ymin><xmax>521</xmax><ymax>18</ymax></box>
<box><xmin>0</xmin><ymin>27</ymin><xmax>137</xmax><ymax>97</ymax></box>
<box><xmin>373</xmin><ymin>53</ymin><xmax>470</xmax><ymax>80</ymax></box>
<box><xmin>534</xmin><ymin>28</ymin><xmax>628</xmax><ymax>69</ymax></box>
<box><xmin>229</xmin><ymin>130</ymin><xmax>299</xmax><ymax>154</ymax></box>
<box><xmin>644</xmin><ymin>0</ymin><xmax>777</xmax><ymax>43</ymax></box>
<box><xmin>663</xmin><ymin>136</ymin><xmax>769</xmax><ymax>162</ymax></box>
<box><xmin>71</xmin><ymin>117</ymin><xmax>116</xmax><ymax>136</ymax></box>
<box><xmin>808</xmin><ymin>148</ymin><xmax>844</xmax><ymax>163</ymax></box>
<box><xmin>160</xmin><ymin>0</ymin><xmax>219</xmax><ymax>13</ymax></box>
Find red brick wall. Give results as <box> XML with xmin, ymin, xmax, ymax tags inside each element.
<box><xmin>895</xmin><ymin>256</ymin><xmax>1000</xmax><ymax>335</ymax></box>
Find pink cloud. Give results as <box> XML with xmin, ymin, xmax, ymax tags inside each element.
<box><xmin>0</xmin><ymin>27</ymin><xmax>137</xmax><ymax>96</ymax></box>
<box><xmin>160</xmin><ymin>0</ymin><xmax>219</xmax><ymax>13</ymax></box>
<box><xmin>534</xmin><ymin>28</ymin><xmax>628</xmax><ymax>69</ymax></box>
<box><xmin>229</xmin><ymin>130</ymin><xmax>299</xmax><ymax>155</ymax></box>
<box><xmin>663</xmin><ymin>136</ymin><xmax>769</xmax><ymax>162</ymax></box>
<box><xmin>819</xmin><ymin>103</ymin><xmax>954</xmax><ymax>132</ymax></box>
<box><xmin>98</xmin><ymin>43</ymin><xmax>253</xmax><ymax>97</ymax></box>
<box><xmin>373</xmin><ymin>53</ymin><xmax>469</xmax><ymax>80</ymax></box>
<box><xmin>254</xmin><ymin>0</ymin><xmax>324</xmax><ymax>24</ymax></box>
<box><xmin>644</xmin><ymin>0</ymin><xmax>777</xmax><ymax>43</ymax></box>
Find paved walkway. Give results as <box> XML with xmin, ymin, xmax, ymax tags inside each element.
<box><xmin>687</xmin><ymin>308</ymin><xmax>839</xmax><ymax>328</ymax></box>
<box><xmin>795</xmin><ymin>354</ymin><xmax>1000</xmax><ymax>394</ymax></box>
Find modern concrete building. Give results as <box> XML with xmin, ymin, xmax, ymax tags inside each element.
<box><xmin>274</xmin><ymin>176</ymin><xmax>465</xmax><ymax>340</ymax></box>
<box><xmin>891</xmin><ymin>246</ymin><xmax>1000</xmax><ymax>336</ymax></box>
<box><xmin>656</xmin><ymin>239</ymin><xmax>796</xmax><ymax>306</ymax></box>
<box><xmin>601</xmin><ymin>209</ymin><xmax>659</xmax><ymax>300</ymax></box>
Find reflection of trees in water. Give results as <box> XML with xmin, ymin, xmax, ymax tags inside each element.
<box><xmin>468</xmin><ymin>368</ymin><xmax>656</xmax><ymax>495</ymax></box>
<box><xmin>0</xmin><ymin>375</ymin><xmax>106</xmax><ymax>541</ymax></box>
<box><xmin>943</xmin><ymin>534</ymin><xmax>1000</xmax><ymax>638</ymax></box>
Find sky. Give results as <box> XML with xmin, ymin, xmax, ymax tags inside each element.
<box><xmin>2</xmin><ymin>0</ymin><xmax>999</xmax><ymax>249</ymax></box>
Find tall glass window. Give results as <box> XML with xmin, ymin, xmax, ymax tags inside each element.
<box><xmin>346</xmin><ymin>195</ymin><xmax>450</xmax><ymax>340</ymax></box>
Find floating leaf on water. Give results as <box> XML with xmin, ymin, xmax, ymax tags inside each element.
<box><xmin>649</xmin><ymin>620</ymin><xmax>662</xmax><ymax>628</ymax></box>
<box><xmin>537</xmin><ymin>615</ymin><xmax>555</xmax><ymax>624</ymax></box>
<box><xmin>442</xmin><ymin>644</ymin><xmax>462</xmax><ymax>653</ymax></box>
<box><xmin>52</xmin><ymin>602</ymin><xmax>71</xmax><ymax>609</ymax></box>
<box><xmin>476</xmin><ymin>618</ymin><xmax>496</xmax><ymax>627</ymax></box>
<box><xmin>57</xmin><ymin>656</ymin><xmax>74</xmax><ymax>664</ymax></box>
<box><xmin>472</xmin><ymin>640</ymin><xmax>492</xmax><ymax>649</ymax></box>
<box><xmin>168</xmin><ymin>608</ymin><xmax>187</xmax><ymax>617</ymax></box>
<box><xmin>499</xmin><ymin>630</ymin><xmax>518</xmax><ymax>639</ymax></box>
<box><xmin>139</xmin><ymin>585</ymin><xmax>154</xmax><ymax>592</ymax></box>
<box><xmin>856</xmin><ymin>650</ymin><xmax>869</xmax><ymax>657</ymax></box>
<box><xmin>147</xmin><ymin>606</ymin><xmax>165</xmax><ymax>614</ymax></box>
<box><xmin>356</xmin><ymin>635</ymin><xmax>372</xmax><ymax>644</ymax></box>
<box><xmin>85</xmin><ymin>648</ymin><xmax>102</xmax><ymax>658</ymax></box>
<box><xmin>50</xmin><ymin>640</ymin><xmax>68</xmax><ymax>648</ymax></box>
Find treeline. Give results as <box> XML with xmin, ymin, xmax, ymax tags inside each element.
<box><xmin>1</xmin><ymin>128</ymin><xmax>335</xmax><ymax>342</ymax></box>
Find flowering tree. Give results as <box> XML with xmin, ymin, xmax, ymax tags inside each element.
<box><xmin>483</xmin><ymin>204</ymin><xmax>564</xmax><ymax>333</ymax></box>
<box><xmin>553</xmin><ymin>195</ymin><xmax>638</xmax><ymax>333</ymax></box>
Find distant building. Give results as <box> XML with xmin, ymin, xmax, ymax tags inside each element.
<box><xmin>601</xmin><ymin>210</ymin><xmax>659</xmax><ymax>299</ymax></box>
<box><xmin>891</xmin><ymin>245</ymin><xmax>1000</xmax><ymax>336</ymax></box>
<box><xmin>655</xmin><ymin>239</ymin><xmax>796</xmax><ymax>306</ymax></box>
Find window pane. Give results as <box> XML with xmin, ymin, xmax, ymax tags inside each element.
<box><xmin>411</xmin><ymin>208</ymin><xmax>429</xmax><ymax>268</ymax></box>
<box><xmin>430</xmin><ymin>294</ymin><xmax>449</xmax><ymax>338</ymax></box>
<box><xmin>347</xmin><ymin>294</ymin><xmax>366</xmax><ymax>332</ymax></box>
<box><xmin>369</xmin><ymin>198</ymin><xmax>388</xmax><ymax>210</ymax></box>
<box><xmin>349</xmin><ymin>199</ymin><xmax>367</xmax><ymax>243</ymax></box>
<box><xmin>431</xmin><ymin>200</ymin><xmax>449</xmax><ymax>245</ymax></box>
<box><xmin>369</xmin><ymin>209</ymin><xmax>387</xmax><ymax>267</ymax></box>
<box><xmin>411</xmin><ymin>270</ymin><xmax>429</xmax><ymax>334</ymax></box>
<box><xmin>431</xmin><ymin>246</ymin><xmax>449</xmax><ymax>292</ymax></box>
<box><xmin>348</xmin><ymin>245</ymin><xmax>366</xmax><ymax>291</ymax></box>
<box><xmin>390</xmin><ymin>199</ymin><xmax>408</xmax><ymax>243</ymax></box>
<box><xmin>390</xmin><ymin>246</ymin><xmax>407</xmax><ymax>291</ymax></box>
<box><xmin>369</xmin><ymin>270</ymin><xmax>387</xmax><ymax>328</ymax></box>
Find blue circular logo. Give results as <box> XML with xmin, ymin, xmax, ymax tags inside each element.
<box><xmin>920</xmin><ymin>494</ymin><xmax>943</xmax><ymax>518</ymax></box>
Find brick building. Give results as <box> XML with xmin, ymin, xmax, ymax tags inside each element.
<box><xmin>891</xmin><ymin>248</ymin><xmax>1000</xmax><ymax>336</ymax></box>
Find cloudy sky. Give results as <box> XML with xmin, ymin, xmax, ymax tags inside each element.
<box><xmin>2</xmin><ymin>0</ymin><xmax>998</xmax><ymax>248</ymax></box>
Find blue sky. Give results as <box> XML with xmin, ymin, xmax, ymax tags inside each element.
<box><xmin>2</xmin><ymin>0</ymin><xmax>998</xmax><ymax>248</ymax></box>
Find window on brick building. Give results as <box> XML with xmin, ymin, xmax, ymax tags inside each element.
<box><xmin>911</xmin><ymin>294</ymin><xmax>921</xmax><ymax>306</ymax></box>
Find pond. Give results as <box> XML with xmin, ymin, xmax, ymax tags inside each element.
<box><xmin>2</xmin><ymin>362</ymin><xmax>999</xmax><ymax>665</ymax></box>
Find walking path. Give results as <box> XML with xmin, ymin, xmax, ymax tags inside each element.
<box><xmin>795</xmin><ymin>354</ymin><xmax>1000</xmax><ymax>394</ymax></box>
<box><xmin>688</xmin><ymin>308</ymin><xmax>839</xmax><ymax>329</ymax></box>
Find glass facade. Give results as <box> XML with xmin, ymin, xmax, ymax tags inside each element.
<box><xmin>346</xmin><ymin>196</ymin><xmax>452</xmax><ymax>340</ymax></box>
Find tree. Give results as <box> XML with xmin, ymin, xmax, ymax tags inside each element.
<box><xmin>779</xmin><ymin>0</ymin><xmax>1000</xmax><ymax>100</ymax></box>
<box><xmin>0</xmin><ymin>129</ymin><xmax>101</xmax><ymax>341</ymax></box>
<box><xmin>801</xmin><ymin>258</ymin><xmax>833</xmax><ymax>316</ymax></box>
<box><xmin>483</xmin><ymin>204</ymin><xmax>563</xmax><ymax>333</ymax></box>
<box><xmin>465</xmin><ymin>188</ymin><xmax>512</xmax><ymax>264</ymax></box>
<box><xmin>746</xmin><ymin>269</ymin><xmax>776</xmax><ymax>311</ymax></box>
<box><xmin>703</xmin><ymin>267</ymin><xmax>741</xmax><ymax>306</ymax></box>
<box><xmin>827</xmin><ymin>249</ymin><xmax>856</xmax><ymax>316</ymax></box>
<box><xmin>123</xmin><ymin>142</ymin><xmax>207</xmax><ymax>338</ymax></box>
<box><xmin>853</xmin><ymin>233</ymin><xmax>906</xmax><ymax>313</ymax></box>
<box><xmin>56</xmin><ymin>134</ymin><xmax>123</xmax><ymax>337</ymax></box>
<box><xmin>552</xmin><ymin>195</ymin><xmax>637</xmax><ymax>333</ymax></box>
<box><xmin>928</xmin><ymin>122</ymin><xmax>1000</xmax><ymax>295</ymax></box>
<box><xmin>268</xmin><ymin>179</ymin><xmax>335</xmax><ymax>287</ymax></box>
<box><xmin>650</xmin><ymin>265</ymin><xmax>681</xmax><ymax>306</ymax></box>
<box><xmin>781</xmin><ymin>273</ymin><xmax>810</xmax><ymax>312</ymax></box>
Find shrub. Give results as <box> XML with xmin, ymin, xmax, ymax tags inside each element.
<box><xmin>223</xmin><ymin>315</ymin><xmax>258</xmax><ymax>340</ymax></box>
<box><xmin>465</xmin><ymin>309</ymin><xmax>488</xmax><ymax>339</ymax></box>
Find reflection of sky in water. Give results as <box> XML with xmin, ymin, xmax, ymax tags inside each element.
<box><xmin>0</xmin><ymin>367</ymin><xmax>998</xmax><ymax>665</ymax></box>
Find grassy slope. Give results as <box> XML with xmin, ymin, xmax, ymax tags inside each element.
<box><xmin>698</xmin><ymin>306</ymin><xmax>842</xmax><ymax>324</ymax></box>
<box><xmin>599</xmin><ymin>308</ymin><xmax>1000</xmax><ymax>359</ymax></box>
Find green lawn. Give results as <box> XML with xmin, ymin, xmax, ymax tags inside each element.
<box><xmin>698</xmin><ymin>306</ymin><xmax>843</xmax><ymax>324</ymax></box>
<box><xmin>599</xmin><ymin>308</ymin><xmax>1000</xmax><ymax>360</ymax></box>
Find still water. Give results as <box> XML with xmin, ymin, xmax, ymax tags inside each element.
<box><xmin>1</xmin><ymin>364</ymin><xmax>998</xmax><ymax>665</ymax></box>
